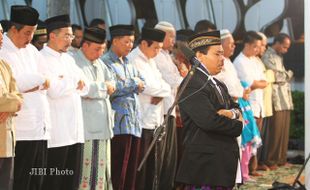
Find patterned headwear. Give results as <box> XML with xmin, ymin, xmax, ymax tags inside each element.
<box><xmin>188</xmin><ymin>30</ymin><xmax>221</xmax><ymax>52</ymax></box>
<box><xmin>34</xmin><ymin>20</ymin><xmax>47</xmax><ymax>36</ymax></box>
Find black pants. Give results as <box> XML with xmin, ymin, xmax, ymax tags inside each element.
<box><xmin>158</xmin><ymin>115</ymin><xmax>178</xmax><ymax>190</ymax></box>
<box><xmin>111</xmin><ymin>135</ymin><xmax>141</xmax><ymax>190</ymax></box>
<box><xmin>0</xmin><ymin>157</ymin><xmax>14</xmax><ymax>190</ymax></box>
<box><xmin>136</xmin><ymin>129</ymin><xmax>155</xmax><ymax>190</ymax></box>
<box><xmin>13</xmin><ymin>140</ymin><xmax>47</xmax><ymax>190</ymax></box>
<box><xmin>42</xmin><ymin>143</ymin><xmax>82</xmax><ymax>190</ymax></box>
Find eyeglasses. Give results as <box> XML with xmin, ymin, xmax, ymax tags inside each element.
<box><xmin>58</xmin><ymin>34</ymin><xmax>75</xmax><ymax>41</ymax></box>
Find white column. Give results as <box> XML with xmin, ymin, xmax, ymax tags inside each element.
<box><xmin>305</xmin><ymin>0</ymin><xmax>310</xmax><ymax>188</ymax></box>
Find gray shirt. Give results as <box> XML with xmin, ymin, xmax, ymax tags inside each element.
<box><xmin>261</xmin><ymin>47</ymin><xmax>294</xmax><ymax>111</ymax></box>
<box><xmin>73</xmin><ymin>50</ymin><xmax>114</xmax><ymax>140</ymax></box>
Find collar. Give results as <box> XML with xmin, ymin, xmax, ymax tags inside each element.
<box><xmin>196</xmin><ymin>65</ymin><xmax>217</xmax><ymax>85</ymax></box>
<box><xmin>269</xmin><ymin>46</ymin><xmax>281</xmax><ymax>56</ymax></box>
<box><xmin>108</xmin><ymin>49</ymin><xmax>128</xmax><ymax>64</ymax></box>
<box><xmin>137</xmin><ymin>47</ymin><xmax>151</xmax><ymax>63</ymax></box>
<box><xmin>44</xmin><ymin>45</ymin><xmax>63</xmax><ymax>58</ymax></box>
<box><xmin>4</xmin><ymin>34</ymin><xmax>20</xmax><ymax>51</ymax></box>
<box><xmin>77</xmin><ymin>49</ymin><xmax>99</xmax><ymax>66</ymax></box>
<box><xmin>160</xmin><ymin>49</ymin><xmax>171</xmax><ymax>57</ymax></box>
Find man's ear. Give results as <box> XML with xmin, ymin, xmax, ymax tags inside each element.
<box><xmin>140</xmin><ymin>40</ymin><xmax>147</xmax><ymax>48</ymax></box>
<box><xmin>196</xmin><ymin>51</ymin><xmax>204</xmax><ymax>60</ymax></box>
<box><xmin>10</xmin><ymin>26</ymin><xmax>18</xmax><ymax>34</ymax></box>
<box><xmin>49</xmin><ymin>32</ymin><xmax>56</xmax><ymax>41</ymax></box>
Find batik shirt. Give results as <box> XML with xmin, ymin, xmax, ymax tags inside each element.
<box><xmin>102</xmin><ymin>50</ymin><xmax>144</xmax><ymax>137</ymax></box>
<box><xmin>261</xmin><ymin>47</ymin><xmax>294</xmax><ymax>111</ymax></box>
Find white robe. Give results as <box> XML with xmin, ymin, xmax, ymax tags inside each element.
<box><xmin>0</xmin><ymin>34</ymin><xmax>51</xmax><ymax>140</ymax></box>
<box><xmin>40</xmin><ymin>45</ymin><xmax>87</xmax><ymax>148</ymax></box>
<box><xmin>128</xmin><ymin>47</ymin><xmax>171</xmax><ymax>130</ymax></box>
<box><xmin>154</xmin><ymin>49</ymin><xmax>183</xmax><ymax>117</ymax></box>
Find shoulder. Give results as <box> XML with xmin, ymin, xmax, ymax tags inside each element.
<box><xmin>28</xmin><ymin>43</ymin><xmax>39</xmax><ymax>51</ymax></box>
<box><xmin>0</xmin><ymin>59</ymin><xmax>12</xmax><ymax>72</ymax></box>
<box><xmin>63</xmin><ymin>53</ymin><xmax>76</xmax><ymax>62</ymax></box>
<box><xmin>183</xmin><ymin>70</ymin><xmax>209</xmax><ymax>90</ymax></box>
<box><xmin>101</xmin><ymin>52</ymin><xmax>112</xmax><ymax>63</ymax></box>
<box><xmin>233</xmin><ymin>53</ymin><xmax>246</xmax><ymax>64</ymax></box>
<box><xmin>98</xmin><ymin>59</ymin><xmax>110</xmax><ymax>70</ymax></box>
<box><xmin>153</xmin><ymin>51</ymin><xmax>165</xmax><ymax>62</ymax></box>
<box><xmin>263</xmin><ymin>49</ymin><xmax>276</xmax><ymax>60</ymax></box>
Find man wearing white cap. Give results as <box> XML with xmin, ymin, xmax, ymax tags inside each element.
<box><xmin>215</xmin><ymin>29</ymin><xmax>248</xmax><ymax>100</ymax></box>
<box><xmin>154</xmin><ymin>21</ymin><xmax>182</xmax><ymax>189</ymax></box>
<box><xmin>215</xmin><ymin>29</ymin><xmax>261</xmax><ymax>182</ymax></box>
<box><xmin>0</xmin><ymin>5</ymin><xmax>51</xmax><ymax>190</ymax></box>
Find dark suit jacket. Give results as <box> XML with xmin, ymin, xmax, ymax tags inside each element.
<box><xmin>175</xmin><ymin>68</ymin><xmax>243</xmax><ymax>187</ymax></box>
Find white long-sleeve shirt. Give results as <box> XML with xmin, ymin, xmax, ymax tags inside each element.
<box><xmin>234</xmin><ymin>52</ymin><xmax>265</xmax><ymax>118</ymax></box>
<box><xmin>128</xmin><ymin>47</ymin><xmax>171</xmax><ymax>130</ymax></box>
<box><xmin>40</xmin><ymin>45</ymin><xmax>87</xmax><ymax>148</ymax></box>
<box><xmin>0</xmin><ymin>34</ymin><xmax>51</xmax><ymax>140</ymax></box>
<box><xmin>154</xmin><ymin>49</ymin><xmax>183</xmax><ymax>116</ymax></box>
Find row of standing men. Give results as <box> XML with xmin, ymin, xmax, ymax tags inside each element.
<box><xmin>0</xmin><ymin>4</ymin><xmax>185</xmax><ymax>190</ymax></box>
<box><xmin>0</xmin><ymin>4</ymin><xmax>294</xmax><ymax>190</ymax></box>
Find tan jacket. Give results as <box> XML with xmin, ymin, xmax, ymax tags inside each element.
<box><xmin>0</xmin><ymin>60</ymin><xmax>23</xmax><ymax>157</ymax></box>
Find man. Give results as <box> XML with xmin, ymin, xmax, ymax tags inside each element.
<box><xmin>0</xmin><ymin>23</ymin><xmax>23</xmax><ymax>190</ymax></box>
<box><xmin>214</xmin><ymin>29</ymin><xmax>251</xmax><ymax>182</ymax></box>
<box><xmin>0</xmin><ymin>20</ymin><xmax>11</xmax><ymax>32</ymax></box>
<box><xmin>254</xmin><ymin>32</ymin><xmax>276</xmax><ymax>171</ymax></box>
<box><xmin>73</xmin><ymin>27</ymin><xmax>115</xmax><ymax>190</ymax></box>
<box><xmin>215</xmin><ymin>29</ymin><xmax>248</xmax><ymax>101</ymax></box>
<box><xmin>261</xmin><ymin>33</ymin><xmax>293</xmax><ymax>168</ymax></box>
<box><xmin>154</xmin><ymin>21</ymin><xmax>182</xmax><ymax>189</ymax></box>
<box><xmin>0</xmin><ymin>5</ymin><xmax>51</xmax><ymax>190</ymax></box>
<box><xmin>128</xmin><ymin>27</ymin><xmax>171</xmax><ymax>190</ymax></box>
<box><xmin>154</xmin><ymin>21</ymin><xmax>182</xmax><ymax>117</ymax></box>
<box><xmin>194</xmin><ymin>19</ymin><xmax>217</xmax><ymax>33</ymax></box>
<box><xmin>102</xmin><ymin>24</ymin><xmax>145</xmax><ymax>190</ymax></box>
<box><xmin>175</xmin><ymin>31</ymin><xmax>243</xmax><ymax>189</ymax></box>
<box><xmin>234</xmin><ymin>31</ymin><xmax>268</xmax><ymax>176</ymax></box>
<box><xmin>68</xmin><ymin>24</ymin><xmax>83</xmax><ymax>55</ymax></box>
<box><xmin>41</xmin><ymin>14</ymin><xmax>87</xmax><ymax>190</ymax></box>
<box><xmin>31</xmin><ymin>20</ymin><xmax>47</xmax><ymax>50</ymax></box>
<box><xmin>89</xmin><ymin>18</ymin><xmax>105</xmax><ymax>29</ymax></box>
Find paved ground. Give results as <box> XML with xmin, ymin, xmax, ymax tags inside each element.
<box><xmin>238</xmin><ymin>164</ymin><xmax>305</xmax><ymax>189</ymax></box>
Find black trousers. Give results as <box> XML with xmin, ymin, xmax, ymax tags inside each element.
<box><xmin>0</xmin><ymin>157</ymin><xmax>14</xmax><ymax>190</ymax></box>
<box><xmin>42</xmin><ymin>143</ymin><xmax>82</xmax><ymax>190</ymax></box>
<box><xmin>111</xmin><ymin>135</ymin><xmax>141</xmax><ymax>190</ymax></box>
<box><xmin>13</xmin><ymin>140</ymin><xmax>47</xmax><ymax>190</ymax></box>
<box><xmin>158</xmin><ymin>115</ymin><xmax>178</xmax><ymax>190</ymax></box>
<box><xmin>136</xmin><ymin>129</ymin><xmax>155</xmax><ymax>190</ymax></box>
<box><xmin>137</xmin><ymin>116</ymin><xmax>178</xmax><ymax>190</ymax></box>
